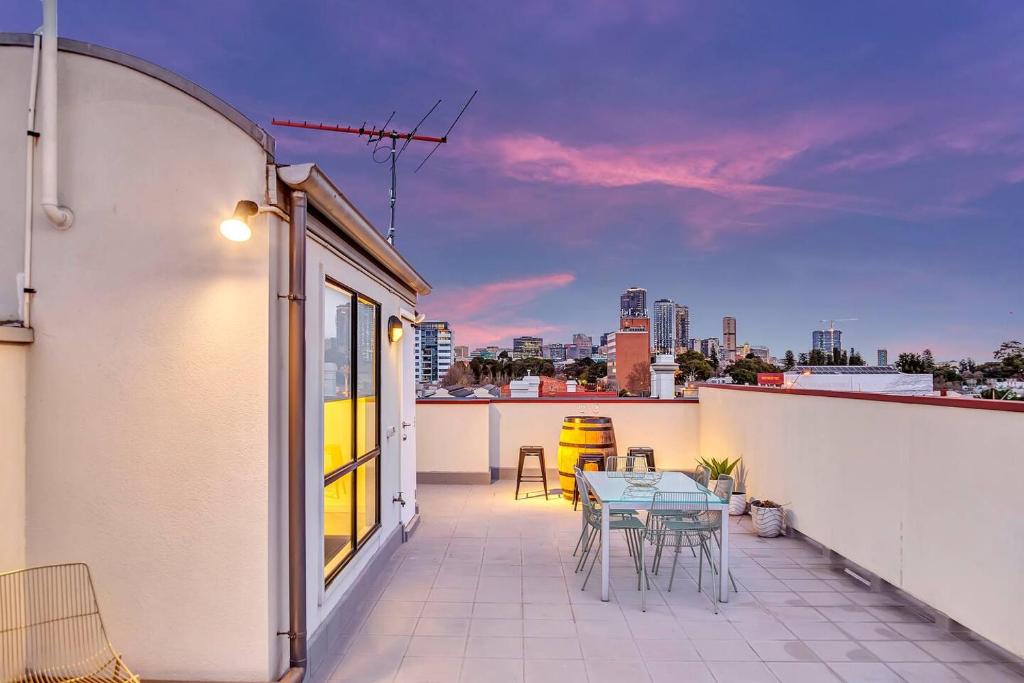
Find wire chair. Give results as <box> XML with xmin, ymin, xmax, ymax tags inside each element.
<box><xmin>604</xmin><ymin>455</ymin><xmax>650</xmax><ymax>474</ymax></box>
<box><xmin>708</xmin><ymin>475</ymin><xmax>738</xmax><ymax>594</ymax></box>
<box><xmin>641</xmin><ymin>491</ymin><xmax>719</xmax><ymax>612</ymax></box>
<box><xmin>691</xmin><ymin>464</ymin><xmax>711</xmax><ymax>488</ymax></box>
<box><xmin>573</xmin><ymin>468</ymin><xmax>645</xmax><ymax>591</ymax></box>
<box><xmin>0</xmin><ymin>563</ymin><xmax>139</xmax><ymax>683</ymax></box>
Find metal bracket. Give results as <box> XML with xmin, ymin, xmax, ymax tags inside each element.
<box><xmin>277</xmin><ymin>294</ymin><xmax>306</xmax><ymax>301</ymax></box>
<box><xmin>393</xmin><ymin>492</ymin><xmax>407</xmax><ymax>507</ymax></box>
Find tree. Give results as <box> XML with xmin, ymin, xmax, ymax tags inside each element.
<box><xmin>807</xmin><ymin>349</ymin><xmax>828</xmax><ymax>366</ymax></box>
<box><xmin>624</xmin><ymin>363</ymin><xmax>651</xmax><ymax>396</ymax></box>
<box><xmin>675</xmin><ymin>350</ymin><xmax>713</xmax><ymax>384</ymax></box>
<box><xmin>441</xmin><ymin>361</ymin><xmax>473</xmax><ymax>387</ymax></box>
<box><xmin>798</xmin><ymin>352</ymin><xmax>809</xmax><ymax>365</ymax></box>
<box><xmin>831</xmin><ymin>347</ymin><xmax>842</xmax><ymax>366</ymax></box>
<box><xmin>895</xmin><ymin>351</ymin><xmax>934</xmax><ymax>374</ymax></box>
<box><xmin>726</xmin><ymin>357</ymin><xmax>782</xmax><ymax>386</ymax></box>
<box><xmin>849</xmin><ymin>351</ymin><xmax>865</xmax><ymax>366</ymax></box>
<box><xmin>994</xmin><ymin>341</ymin><xmax>1022</xmax><ymax>361</ymax></box>
<box><xmin>783</xmin><ymin>350</ymin><xmax>796</xmax><ymax>370</ymax></box>
<box><xmin>497</xmin><ymin>350</ymin><xmax>509</xmax><ymax>360</ymax></box>
<box><xmin>709</xmin><ymin>348</ymin><xmax>719</xmax><ymax>371</ymax></box>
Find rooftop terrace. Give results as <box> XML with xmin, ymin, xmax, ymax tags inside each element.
<box><xmin>315</xmin><ymin>481</ymin><xmax>1023</xmax><ymax>683</ymax></box>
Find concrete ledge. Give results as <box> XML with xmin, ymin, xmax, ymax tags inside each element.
<box><xmin>417</xmin><ymin>471</ymin><xmax>490</xmax><ymax>485</ymax></box>
<box><xmin>0</xmin><ymin>326</ymin><xmax>33</xmax><ymax>344</ymax></box>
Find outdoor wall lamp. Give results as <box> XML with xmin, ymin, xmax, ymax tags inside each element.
<box><xmin>388</xmin><ymin>315</ymin><xmax>404</xmax><ymax>343</ymax></box>
<box><xmin>219</xmin><ymin>200</ymin><xmax>291</xmax><ymax>241</ymax></box>
<box><xmin>220</xmin><ymin>200</ymin><xmax>258</xmax><ymax>242</ymax></box>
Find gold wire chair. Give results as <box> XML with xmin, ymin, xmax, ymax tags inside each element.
<box><xmin>1</xmin><ymin>563</ymin><xmax>138</xmax><ymax>683</ymax></box>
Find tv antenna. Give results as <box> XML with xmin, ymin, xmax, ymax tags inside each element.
<box><xmin>272</xmin><ymin>90</ymin><xmax>477</xmax><ymax>245</ymax></box>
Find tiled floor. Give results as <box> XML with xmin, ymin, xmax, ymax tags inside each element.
<box><xmin>322</xmin><ymin>482</ymin><xmax>1023</xmax><ymax>683</ymax></box>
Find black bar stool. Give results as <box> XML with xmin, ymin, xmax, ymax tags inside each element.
<box><xmin>515</xmin><ymin>446</ymin><xmax>548</xmax><ymax>500</ymax></box>
<box><xmin>627</xmin><ymin>446</ymin><xmax>656</xmax><ymax>470</ymax></box>
<box><xmin>572</xmin><ymin>452</ymin><xmax>606</xmax><ymax>510</ymax></box>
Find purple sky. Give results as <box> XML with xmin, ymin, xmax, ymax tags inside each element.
<box><xmin>10</xmin><ymin>1</ymin><xmax>1023</xmax><ymax>360</ymax></box>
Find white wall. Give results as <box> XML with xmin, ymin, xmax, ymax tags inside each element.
<box><xmin>0</xmin><ymin>343</ymin><xmax>28</xmax><ymax>570</ymax></box>
<box><xmin>416</xmin><ymin>400</ymin><xmax>701</xmax><ymax>476</ymax></box>
<box><xmin>303</xmin><ymin>235</ymin><xmax>415</xmax><ymax>645</ymax></box>
<box><xmin>699</xmin><ymin>385</ymin><xmax>1024</xmax><ymax>658</ymax></box>
<box><xmin>0</xmin><ymin>45</ymin><xmax>278</xmax><ymax>680</ymax></box>
<box><xmin>416</xmin><ymin>402</ymin><xmax>491</xmax><ymax>476</ymax></box>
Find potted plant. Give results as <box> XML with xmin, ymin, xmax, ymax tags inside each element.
<box><xmin>749</xmin><ymin>499</ymin><xmax>785</xmax><ymax>537</ymax></box>
<box><xmin>729</xmin><ymin>460</ymin><xmax>748</xmax><ymax>516</ymax></box>
<box><xmin>695</xmin><ymin>456</ymin><xmax>741</xmax><ymax>494</ymax></box>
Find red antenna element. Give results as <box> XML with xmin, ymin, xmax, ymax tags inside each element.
<box><xmin>272</xmin><ymin>90</ymin><xmax>477</xmax><ymax>245</ymax></box>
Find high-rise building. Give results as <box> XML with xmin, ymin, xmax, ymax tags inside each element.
<box><xmin>512</xmin><ymin>336</ymin><xmax>543</xmax><ymax>359</ymax></box>
<box><xmin>454</xmin><ymin>345</ymin><xmax>469</xmax><ymax>363</ymax></box>
<box><xmin>619</xmin><ymin>287</ymin><xmax>647</xmax><ymax>322</ymax></box>
<box><xmin>722</xmin><ymin>317</ymin><xmax>737</xmax><ymax>362</ymax></box>
<box><xmin>688</xmin><ymin>338</ymin><xmax>699</xmax><ymax>351</ymax></box>
<box><xmin>877</xmin><ymin>349</ymin><xmax>888</xmax><ymax>366</ymax></box>
<box><xmin>573</xmin><ymin>333</ymin><xmax>593</xmax><ymax>358</ymax></box>
<box><xmin>652</xmin><ymin>299</ymin><xmax>676</xmax><ymax>354</ymax></box>
<box><xmin>750</xmin><ymin>345</ymin><xmax>770</xmax><ymax>362</ymax></box>
<box><xmin>740</xmin><ymin>342</ymin><xmax>751</xmax><ymax>359</ymax></box>
<box><xmin>415</xmin><ymin>321</ymin><xmax>453</xmax><ymax>383</ymax></box>
<box><xmin>543</xmin><ymin>343</ymin><xmax>566</xmax><ymax>361</ymax></box>
<box><xmin>700</xmin><ymin>337</ymin><xmax>721</xmax><ymax>360</ymax></box>
<box><xmin>620</xmin><ymin>317</ymin><xmax>650</xmax><ymax>332</ymax></box>
<box><xmin>607</xmin><ymin>330</ymin><xmax>650</xmax><ymax>393</ymax></box>
<box><xmin>812</xmin><ymin>328</ymin><xmax>843</xmax><ymax>354</ymax></box>
<box><xmin>674</xmin><ymin>305</ymin><xmax>690</xmax><ymax>355</ymax></box>
<box><xmin>564</xmin><ymin>344</ymin><xmax>580</xmax><ymax>360</ymax></box>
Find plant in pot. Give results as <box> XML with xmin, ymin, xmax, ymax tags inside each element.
<box><xmin>695</xmin><ymin>456</ymin><xmax>741</xmax><ymax>495</ymax></box>
<box><xmin>728</xmin><ymin>460</ymin><xmax>748</xmax><ymax>516</ymax></box>
<box><xmin>748</xmin><ymin>499</ymin><xmax>786</xmax><ymax>537</ymax></box>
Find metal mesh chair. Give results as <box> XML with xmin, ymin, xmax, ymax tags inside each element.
<box><xmin>0</xmin><ymin>563</ymin><xmax>139</xmax><ymax>683</ymax></box>
<box><xmin>692</xmin><ymin>464</ymin><xmax>711</xmax><ymax>488</ymax></box>
<box><xmin>642</xmin><ymin>491</ymin><xmax>719</xmax><ymax>612</ymax></box>
<box><xmin>573</xmin><ymin>467</ymin><xmax>645</xmax><ymax>591</ymax></box>
<box><xmin>604</xmin><ymin>455</ymin><xmax>650</xmax><ymax>473</ymax></box>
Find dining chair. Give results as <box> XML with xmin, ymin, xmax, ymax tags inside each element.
<box><xmin>692</xmin><ymin>464</ymin><xmax>711</xmax><ymax>488</ymax></box>
<box><xmin>573</xmin><ymin>467</ymin><xmax>645</xmax><ymax>591</ymax></box>
<box><xmin>708</xmin><ymin>474</ymin><xmax>738</xmax><ymax>594</ymax></box>
<box><xmin>642</xmin><ymin>491</ymin><xmax>719</xmax><ymax>613</ymax></box>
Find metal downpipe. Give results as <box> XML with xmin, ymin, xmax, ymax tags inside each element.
<box><xmin>285</xmin><ymin>190</ymin><xmax>308</xmax><ymax>676</ymax></box>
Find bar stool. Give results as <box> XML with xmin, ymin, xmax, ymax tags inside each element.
<box><xmin>515</xmin><ymin>446</ymin><xmax>548</xmax><ymax>500</ymax></box>
<box><xmin>627</xmin><ymin>446</ymin><xmax>656</xmax><ymax>470</ymax></box>
<box><xmin>572</xmin><ymin>452</ymin><xmax>606</xmax><ymax>510</ymax></box>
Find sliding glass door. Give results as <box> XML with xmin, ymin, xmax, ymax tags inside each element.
<box><xmin>322</xmin><ymin>279</ymin><xmax>380</xmax><ymax>584</ymax></box>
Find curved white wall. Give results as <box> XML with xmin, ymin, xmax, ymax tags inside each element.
<box><xmin>0</xmin><ymin>44</ymin><xmax>278</xmax><ymax>680</ymax></box>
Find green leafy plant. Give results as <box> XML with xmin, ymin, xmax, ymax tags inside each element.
<box><xmin>749</xmin><ymin>499</ymin><xmax>782</xmax><ymax>509</ymax></box>
<box><xmin>695</xmin><ymin>456</ymin><xmax>741</xmax><ymax>480</ymax></box>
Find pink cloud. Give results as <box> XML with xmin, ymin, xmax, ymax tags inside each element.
<box><xmin>420</xmin><ymin>272</ymin><xmax>576</xmax><ymax>348</ymax></box>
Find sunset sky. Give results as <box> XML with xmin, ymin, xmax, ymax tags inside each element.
<box><xmin>10</xmin><ymin>1</ymin><xmax>1022</xmax><ymax>360</ymax></box>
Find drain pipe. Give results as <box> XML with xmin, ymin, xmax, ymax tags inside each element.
<box><xmin>22</xmin><ymin>32</ymin><xmax>41</xmax><ymax>327</ymax></box>
<box><xmin>281</xmin><ymin>190</ymin><xmax>308</xmax><ymax>681</ymax></box>
<box><xmin>40</xmin><ymin>0</ymin><xmax>74</xmax><ymax>230</ymax></box>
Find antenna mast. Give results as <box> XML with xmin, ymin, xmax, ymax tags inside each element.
<box><xmin>272</xmin><ymin>90</ymin><xmax>477</xmax><ymax>245</ymax></box>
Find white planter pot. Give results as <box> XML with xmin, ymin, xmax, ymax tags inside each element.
<box><xmin>706</xmin><ymin>478</ymin><xmax>718</xmax><ymax>494</ymax></box>
<box><xmin>728</xmin><ymin>493</ymin><xmax>746</xmax><ymax>516</ymax></box>
<box><xmin>750</xmin><ymin>504</ymin><xmax>784</xmax><ymax>537</ymax></box>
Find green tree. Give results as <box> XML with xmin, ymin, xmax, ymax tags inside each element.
<box><xmin>675</xmin><ymin>350</ymin><xmax>713</xmax><ymax>384</ymax></box>
<box><xmin>798</xmin><ymin>352</ymin><xmax>809</xmax><ymax>365</ymax></box>
<box><xmin>709</xmin><ymin>347</ymin><xmax>719</xmax><ymax>371</ymax></box>
<box><xmin>726</xmin><ymin>357</ymin><xmax>782</xmax><ymax>386</ymax></box>
<box><xmin>807</xmin><ymin>349</ymin><xmax>828</xmax><ymax>366</ymax></box>
<box><xmin>849</xmin><ymin>351</ymin><xmax>865</xmax><ymax>366</ymax></box>
<box><xmin>783</xmin><ymin>350</ymin><xmax>796</xmax><ymax>370</ymax></box>
<box><xmin>895</xmin><ymin>352</ymin><xmax>934</xmax><ymax>374</ymax></box>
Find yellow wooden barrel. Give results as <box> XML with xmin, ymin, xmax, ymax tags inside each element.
<box><xmin>557</xmin><ymin>416</ymin><xmax>616</xmax><ymax>499</ymax></box>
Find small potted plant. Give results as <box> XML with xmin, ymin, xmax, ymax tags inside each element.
<box><xmin>729</xmin><ymin>460</ymin><xmax>748</xmax><ymax>516</ymax></box>
<box><xmin>696</xmin><ymin>456</ymin><xmax>741</xmax><ymax>494</ymax></box>
<box><xmin>749</xmin><ymin>499</ymin><xmax>785</xmax><ymax>537</ymax></box>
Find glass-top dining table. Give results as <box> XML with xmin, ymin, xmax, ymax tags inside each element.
<box><xmin>582</xmin><ymin>470</ymin><xmax>731</xmax><ymax>603</ymax></box>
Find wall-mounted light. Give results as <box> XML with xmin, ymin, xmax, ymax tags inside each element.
<box><xmin>220</xmin><ymin>200</ymin><xmax>259</xmax><ymax>242</ymax></box>
<box><xmin>388</xmin><ymin>315</ymin><xmax>404</xmax><ymax>343</ymax></box>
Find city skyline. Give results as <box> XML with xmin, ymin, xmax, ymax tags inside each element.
<box><xmin>14</xmin><ymin>2</ymin><xmax>1021</xmax><ymax>359</ymax></box>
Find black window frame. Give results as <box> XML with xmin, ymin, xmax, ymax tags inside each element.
<box><xmin>323</xmin><ymin>278</ymin><xmax>382</xmax><ymax>586</ymax></box>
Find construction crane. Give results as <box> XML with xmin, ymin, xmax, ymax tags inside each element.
<box><xmin>272</xmin><ymin>90</ymin><xmax>477</xmax><ymax>245</ymax></box>
<box><xmin>818</xmin><ymin>318</ymin><xmax>857</xmax><ymax>331</ymax></box>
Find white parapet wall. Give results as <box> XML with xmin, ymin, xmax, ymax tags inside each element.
<box><xmin>416</xmin><ymin>398</ymin><xmax>701</xmax><ymax>482</ymax></box>
<box><xmin>698</xmin><ymin>384</ymin><xmax>1024</xmax><ymax>659</ymax></box>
